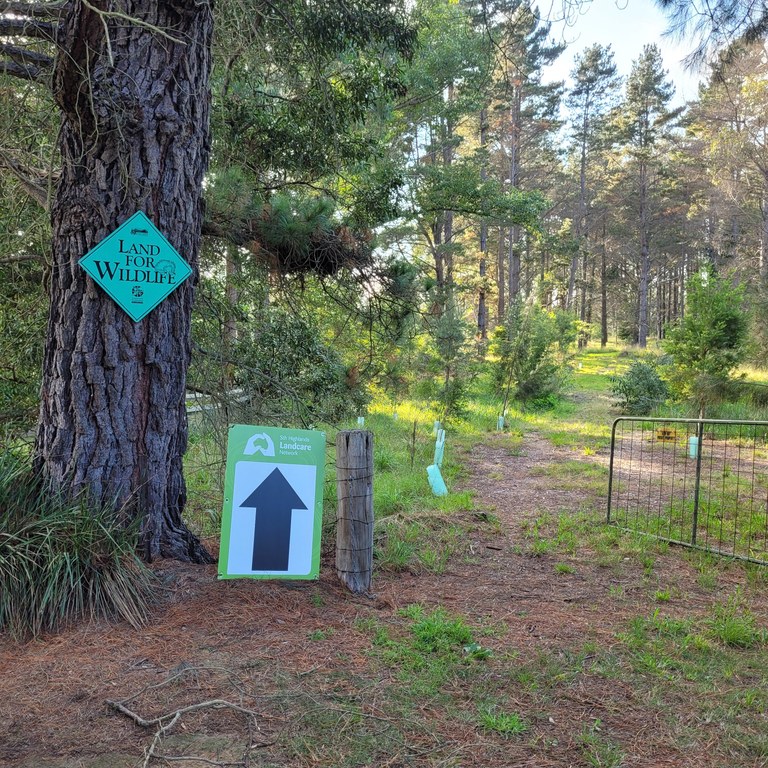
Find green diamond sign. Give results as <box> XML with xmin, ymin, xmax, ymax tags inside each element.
<box><xmin>78</xmin><ymin>211</ymin><xmax>192</xmax><ymax>321</ymax></box>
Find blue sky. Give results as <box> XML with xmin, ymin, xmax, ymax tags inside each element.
<box><xmin>541</xmin><ymin>0</ymin><xmax>705</xmax><ymax>104</ymax></box>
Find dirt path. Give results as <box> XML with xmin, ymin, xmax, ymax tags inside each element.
<box><xmin>0</xmin><ymin>424</ymin><xmax>765</xmax><ymax>768</ymax></box>
<box><xmin>460</xmin><ymin>431</ymin><xmax>584</xmax><ymax>518</ymax></box>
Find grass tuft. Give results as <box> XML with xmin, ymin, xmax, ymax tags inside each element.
<box><xmin>709</xmin><ymin>592</ymin><xmax>766</xmax><ymax>648</ymax></box>
<box><xmin>478</xmin><ymin>706</ymin><xmax>528</xmax><ymax>737</ymax></box>
<box><xmin>0</xmin><ymin>452</ymin><xmax>154</xmax><ymax>640</ymax></box>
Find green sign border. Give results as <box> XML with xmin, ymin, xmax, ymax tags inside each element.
<box><xmin>218</xmin><ymin>424</ymin><xmax>326</xmax><ymax>580</ymax></box>
<box><xmin>78</xmin><ymin>211</ymin><xmax>192</xmax><ymax>322</ymax></box>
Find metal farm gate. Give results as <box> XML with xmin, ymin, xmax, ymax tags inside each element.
<box><xmin>607</xmin><ymin>417</ymin><xmax>768</xmax><ymax>564</ymax></box>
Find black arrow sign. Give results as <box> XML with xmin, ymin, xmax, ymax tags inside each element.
<box><xmin>240</xmin><ymin>467</ymin><xmax>307</xmax><ymax>571</ymax></box>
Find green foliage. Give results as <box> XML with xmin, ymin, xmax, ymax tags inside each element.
<box><xmin>554</xmin><ymin>309</ymin><xmax>580</xmax><ymax>351</ymax></box>
<box><xmin>344</xmin><ymin>160</ymin><xmax>406</xmax><ymax>229</ymax></box>
<box><xmin>492</xmin><ymin>300</ymin><xmax>572</xmax><ymax>409</ymax></box>
<box><xmin>415</xmin><ymin>161</ymin><xmax>547</xmax><ymax>229</ymax></box>
<box><xmin>0</xmin><ymin>70</ymin><xmax>55</xmax><ymax>441</ymax></box>
<box><xmin>610</xmin><ymin>361</ymin><xmax>668</xmax><ymax>414</ymax></box>
<box><xmin>258</xmin><ymin>194</ymin><xmax>334</xmax><ymax>254</ymax></box>
<box><xmin>664</xmin><ymin>271</ymin><xmax>748</xmax><ymax>410</ymax></box>
<box><xmin>747</xmin><ymin>291</ymin><xmax>768</xmax><ymax>367</ymax></box>
<box><xmin>463</xmin><ymin>641</ymin><xmax>493</xmax><ymax>660</ymax></box>
<box><xmin>190</xmin><ymin>271</ymin><xmax>367</xmax><ymax>426</ymax></box>
<box><xmin>213</xmin><ymin>1</ymin><xmax>415</xmax><ymax>184</ymax></box>
<box><xmin>0</xmin><ymin>249</ymin><xmax>47</xmax><ymax>440</ymax></box>
<box><xmin>0</xmin><ymin>453</ymin><xmax>153</xmax><ymax>640</ymax></box>
<box><xmin>204</xmin><ymin>166</ymin><xmax>263</xmax><ymax>241</ymax></box>
<box><xmin>237</xmin><ymin>308</ymin><xmax>368</xmax><ymax>424</ymax></box>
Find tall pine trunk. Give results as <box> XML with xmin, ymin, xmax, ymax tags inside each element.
<box><xmin>761</xmin><ymin>189</ymin><xmax>768</xmax><ymax>287</ymax></box>
<box><xmin>478</xmin><ymin>108</ymin><xmax>488</xmax><ymax>339</ymax></box>
<box><xmin>508</xmin><ymin>227</ymin><xmax>521</xmax><ymax>301</ymax></box>
<box><xmin>497</xmin><ymin>228</ymin><xmax>506</xmax><ymax>322</ymax></box>
<box><xmin>637</xmin><ymin>157</ymin><xmax>650</xmax><ymax>348</ymax></box>
<box><xmin>34</xmin><ymin>1</ymin><xmax>214</xmax><ymax>563</ymax></box>
<box><xmin>600</xmin><ymin>225</ymin><xmax>608</xmax><ymax>347</ymax></box>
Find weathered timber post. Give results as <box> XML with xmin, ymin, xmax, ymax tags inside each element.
<box><xmin>336</xmin><ymin>430</ymin><xmax>374</xmax><ymax>594</ymax></box>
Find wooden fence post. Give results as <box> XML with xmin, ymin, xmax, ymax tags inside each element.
<box><xmin>335</xmin><ymin>429</ymin><xmax>374</xmax><ymax>594</ymax></box>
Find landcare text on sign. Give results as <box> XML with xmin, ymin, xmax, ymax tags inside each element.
<box><xmin>78</xmin><ymin>211</ymin><xmax>192</xmax><ymax>322</ymax></box>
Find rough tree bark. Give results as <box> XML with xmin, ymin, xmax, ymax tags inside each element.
<box><xmin>33</xmin><ymin>0</ymin><xmax>214</xmax><ymax>562</ymax></box>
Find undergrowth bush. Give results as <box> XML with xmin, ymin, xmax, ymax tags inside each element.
<box><xmin>492</xmin><ymin>300</ymin><xmax>571</xmax><ymax>409</ymax></box>
<box><xmin>610</xmin><ymin>361</ymin><xmax>668</xmax><ymax>415</ymax></box>
<box><xmin>0</xmin><ymin>453</ymin><xmax>154</xmax><ymax>640</ymax></box>
<box><xmin>663</xmin><ymin>271</ymin><xmax>748</xmax><ymax>416</ymax></box>
<box><xmin>417</xmin><ymin>296</ymin><xmax>479</xmax><ymax>422</ymax></box>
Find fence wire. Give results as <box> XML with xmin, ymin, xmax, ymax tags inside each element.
<box><xmin>607</xmin><ymin>417</ymin><xmax>768</xmax><ymax>564</ymax></box>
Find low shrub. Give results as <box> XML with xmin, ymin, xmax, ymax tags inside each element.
<box><xmin>610</xmin><ymin>361</ymin><xmax>668</xmax><ymax>415</ymax></box>
<box><xmin>492</xmin><ymin>300</ymin><xmax>572</xmax><ymax>409</ymax></box>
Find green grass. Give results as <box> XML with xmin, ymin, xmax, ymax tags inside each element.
<box><xmin>362</xmin><ymin>605</ymin><xmax>492</xmax><ymax>702</ymax></box>
<box><xmin>478</xmin><ymin>707</ymin><xmax>528</xmax><ymax>737</ymax></box>
<box><xmin>613</xmin><ymin>598</ymin><xmax>768</xmax><ymax>758</ymax></box>
<box><xmin>709</xmin><ymin>592</ymin><xmax>766</xmax><ymax>648</ymax></box>
<box><xmin>518</xmin><ymin>507</ymin><xmax>673</xmax><ymax>572</ymax></box>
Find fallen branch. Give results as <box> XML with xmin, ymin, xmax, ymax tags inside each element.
<box><xmin>107</xmin><ymin>697</ymin><xmax>262</xmax><ymax>768</ymax></box>
<box><xmin>149</xmin><ymin>755</ymin><xmax>247</xmax><ymax>766</ymax></box>
<box><xmin>141</xmin><ymin>712</ymin><xmax>180</xmax><ymax>768</ymax></box>
<box><xmin>106</xmin><ymin>698</ymin><xmax>260</xmax><ymax>729</ymax></box>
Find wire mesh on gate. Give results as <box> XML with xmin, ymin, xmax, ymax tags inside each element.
<box><xmin>607</xmin><ymin>417</ymin><xmax>768</xmax><ymax>564</ymax></box>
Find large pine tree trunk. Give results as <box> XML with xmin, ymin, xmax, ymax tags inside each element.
<box><xmin>34</xmin><ymin>0</ymin><xmax>214</xmax><ymax>563</ymax></box>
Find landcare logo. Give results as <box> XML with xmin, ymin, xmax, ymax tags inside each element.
<box><xmin>79</xmin><ymin>211</ymin><xmax>192</xmax><ymax>321</ymax></box>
